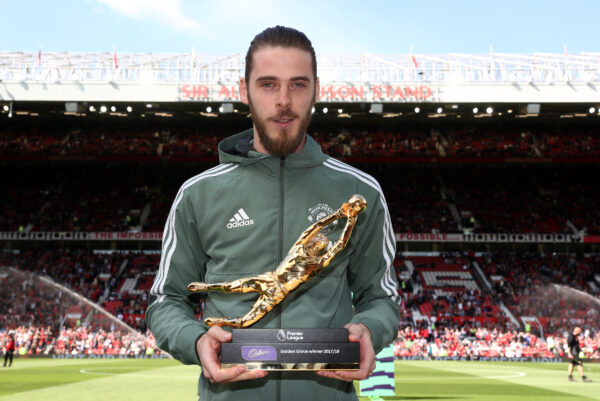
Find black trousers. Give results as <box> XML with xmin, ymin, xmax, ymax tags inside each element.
<box><xmin>3</xmin><ymin>351</ymin><xmax>13</xmax><ymax>366</ymax></box>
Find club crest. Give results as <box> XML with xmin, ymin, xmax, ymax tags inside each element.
<box><xmin>308</xmin><ymin>203</ymin><xmax>338</xmax><ymax>235</ymax></box>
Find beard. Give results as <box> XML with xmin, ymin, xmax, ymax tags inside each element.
<box><xmin>248</xmin><ymin>95</ymin><xmax>314</xmax><ymax>158</ymax></box>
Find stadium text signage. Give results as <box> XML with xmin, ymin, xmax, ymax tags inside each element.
<box><xmin>0</xmin><ymin>232</ymin><xmax>163</xmax><ymax>241</ymax></box>
<box><xmin>397</xmin><ymin>356</ymin><xmax>575</xmax><ymax>363</ymax></box>
<box><xmin>396</xmin><ymin>233</ymin><xmax>585</xmax><ymax>243</ymax></box>
<box><xmin>180</xmin><ymin>84</ymin><xmax>434</xmax><ymax>102</ymax></box>
<box><xmin>2</xmin><ymin>232</ymin><xmax>597</xmax><ymax>243</ymax></box>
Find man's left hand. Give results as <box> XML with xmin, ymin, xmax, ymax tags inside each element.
<box><xmin>315</xmin><ymin>323</ymin><xmax>375</xmax><ymax>382</ymax></box>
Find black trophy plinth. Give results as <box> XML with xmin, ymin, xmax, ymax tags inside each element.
<box><xmin>220</xmin><ymin>328</ymin><xmax>360</xmax><ymax>371</ymax></box>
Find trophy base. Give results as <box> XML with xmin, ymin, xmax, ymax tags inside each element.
<box><xmin>221</xmin><ymin>329</ymin><xmax>360</xmax><ymax>371</ymax></box>
<box><xmin>222</xmin><ymin>362</ymin><xmax>360</xmax><ymax>371</ymax></box>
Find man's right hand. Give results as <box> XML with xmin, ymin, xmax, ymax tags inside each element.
<box><xmin>196</xmin><ymin>326</ymin><xmax>268</xmax><ymax>383</ymax></box>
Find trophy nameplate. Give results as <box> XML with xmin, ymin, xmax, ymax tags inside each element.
<box><xmin>221</xmin><ymin>328</ymin><xmax>359</xmax><ymax>370</ymax></box>
<box><xmin>188</xmin><ymin>195</ymin><xmax>367</xmax><ymax>371</ymax></box>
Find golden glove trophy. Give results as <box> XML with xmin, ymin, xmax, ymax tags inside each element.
<box><xmin>188</xmin><ymin>195</ymin><xmax>366</xmax><ymax>371</ymax></box>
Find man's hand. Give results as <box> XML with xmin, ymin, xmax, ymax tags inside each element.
<box><xmin>315</xmin><ymin>323</ymin><xmax>376</xmax><ymax>382</ymax></box>
<box><xmin>196</xmin><ymin>326</ymin><xmax>268</xmax><ymax>383</ymax></box>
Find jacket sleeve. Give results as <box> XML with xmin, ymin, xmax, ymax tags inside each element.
<box><xmin>347</xmin><ymin>191</ymin><xmax>400</xmax><ymax>354</ymax></box>
<box><xmin>146</xmin><ymin>191</ymin><xmax>209</xmax><ymax>365</ymax></box>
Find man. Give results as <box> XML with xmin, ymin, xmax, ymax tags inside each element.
<box><xmin>146</xmin><ymin>26</ymin><xmax>399</xmax><ymax>401</ymax></box>
<box><xmin>3</xmin><ymin>333</ymin><xmax>15</xmax><ymax>367</ymax></box>
<box><xmin>567</xmin><ymin>327</ymin><xmax>592</xmax><ymax>382</ymax></box>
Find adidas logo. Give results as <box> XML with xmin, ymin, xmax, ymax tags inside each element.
<box><xmin>227</xmin><ymin>208</ymin><xmax>255</xmax><ymax>229</ymax></box>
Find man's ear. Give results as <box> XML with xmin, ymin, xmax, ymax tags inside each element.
<box><xmin>240</xmin><ymin>78</ymin><xmax>249</xmax><ymax>105</ymax></box>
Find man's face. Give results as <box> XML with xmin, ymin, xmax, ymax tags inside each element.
<box><xmin>240</xmin><ymin>46</ymin><xmax>319</xmax><ymax>157</ymax></box>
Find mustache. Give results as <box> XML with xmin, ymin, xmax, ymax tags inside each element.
<box><xmin>271</xmin><ymin>109</ymin><xmax>299</xmax><ymax>120</ymax></box>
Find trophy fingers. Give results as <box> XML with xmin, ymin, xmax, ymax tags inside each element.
<box><xmin>348</xmin><ymin>194</ymin><xmax>367</xmax><ymax>215</ymax></box>
<box><xmin>188</xmin><ymin>282</ymin><xmax>208</xmax><ymax>292</ymax></box>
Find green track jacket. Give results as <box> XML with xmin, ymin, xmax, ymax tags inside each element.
<box><xmin>146</xmin><ymin>129</ymin><xmax>399</xmax><ymax>401</ymax></box>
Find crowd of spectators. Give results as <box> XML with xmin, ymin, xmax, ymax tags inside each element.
<box><xmin>477</xmin><ymin>252</ymin><xmax>600</xmax><ymax>332</ymax></box>
<box><xmin>0</xmin><ymin>127</ymin><xmax>223</xmax><ymax>158</ymax></box>
<box><xmin>0</xmin><ymin>165</ymin><xmax>183</xmax><ymax>232</ymax></box>
<box><xmin>1</xmin><ymin>249</ymin><xmax>599</xmax><ymax>359</ymax></box>
<box><xmin>443</xmin><ymin>129</ymin><xmax>537</xmax><ymax>158</ymax></box>
<box><xmin>393</xmin><ymin>324</ymin><xmax>600</xmax><ymax>359</ymax></box>
<box><xmin>0</xmin><ymin>325</ymin><xmax>160</xmax><ymax>357</ymax></box>
<box><xmin>2</xmin><ymin>124</ymin><xmax>600</xmax><ymax>159</ymax></box>
<box><xmin>537</xmin><ymin>130</ymin><xmax>600</xmax><ymax>158</ymax></box>
<box><xmin>395</xmin><ymin>251</ymin><xmax>600</xmax><ymax>338</ymax></box>
<box><xmin>0</xmin><ymin>249</ymin><xmax>151</xmax><ymax>333</ymax></box>
<box><xmin>3</xmin><ymin>164</ymin><xmax>599</xmax><ymax>234</ymax></box>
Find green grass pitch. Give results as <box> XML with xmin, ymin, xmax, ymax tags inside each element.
<box><xmin>0</xmin><ymin>358</ymin><xmax>598</xmax><ymax>400</ymax></box>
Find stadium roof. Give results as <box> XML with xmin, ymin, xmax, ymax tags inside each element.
<box><xmin>1</xmin><ymin>52</ymin><xmax>600</xmax><ymax>104</ymax></box>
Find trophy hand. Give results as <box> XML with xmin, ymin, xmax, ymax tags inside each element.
<box><xmin>343</xmin><ymin>194</ymin><xmax>367</xmax><ymax>217</ymax></box>
<box><xmin>188</xmin><ymin>282</ymin><xmax>209</xmax><ymax>292</ymax></box>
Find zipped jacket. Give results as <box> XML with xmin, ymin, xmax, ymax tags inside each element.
<box><xmin>146</xmin><ymin>129</ymin><xmax>399</xmax><ymax>401</ymax></box>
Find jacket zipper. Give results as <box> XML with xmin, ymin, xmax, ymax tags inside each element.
<box><xmin>276</xmin><ymin>157</ymin><xmax>285</xmax><ymax>401</ymax></box>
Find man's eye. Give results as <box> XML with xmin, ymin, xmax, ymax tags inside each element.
<box><xmin>262</xmin><ymin>82</ymin><xmax>275</xmax><ymax>88</ymax></box>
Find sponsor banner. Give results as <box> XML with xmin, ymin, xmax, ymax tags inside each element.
<box><xmin>51</xmin><ymin>354</ymin><xmax>170</xmax><ymax>359</ymax></box>
<box><xmin>397</xmin><ymin>233</ymin><xmax>463</xmax><ymax>242</ymax></box>
<box><xmin>584</xmin><ymin>235</ymin><xmax>600</xmax><ymax>243</ymax></box>
<box><xmin>180</xmin><ymin>83</ymin><xmax>436</xmax><ymax>102</ymax></box>
<box><xmin>397</xmin><ymin>356</ymin><xmax>599</xmax><ymax>363</ymax></box>
<box><xmin>9</xmin><ymin>354</ymin><xmax>171</xmax><ymax>359</ymax></box>
<box><xmin>395</xmin><ymin>233</ymin><xmax>583</xmax><ymax>243</ymax></box>
<box><xmin>0</xmin><ymin>232</ymin><xmax>163</xmax><ymax>241</ymax></box>
<box><xmin>0</xmin><ymin>231</ymin><xmax>591</xmax><ymax>243</ymax></box>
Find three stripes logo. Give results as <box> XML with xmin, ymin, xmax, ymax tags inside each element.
<box><xmin>227</xmin><ymin>208</ymin><xmax>255</xmax><ymax>229</ymax></box>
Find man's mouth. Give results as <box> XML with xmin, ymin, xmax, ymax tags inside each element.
<box><xmin>272</xmin><ymin>117</ymin><xmax>295</xmax><ymax>128</ymax></box>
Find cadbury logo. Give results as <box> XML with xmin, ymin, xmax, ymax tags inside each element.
<box><xmin>241</xmin><ymin>346</ymin><xmax>276</xmax><ymax>361</ymax></box>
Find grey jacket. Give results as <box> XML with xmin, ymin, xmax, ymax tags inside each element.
<box><xmin>146</xmin><ymin>129</ymin><xmax>399</xmax><ymax>401</ymax></box>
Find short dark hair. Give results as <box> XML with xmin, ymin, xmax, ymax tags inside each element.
<box><xmin>244</xmin><ymin>26</ymin><xmax>317</xmax><ymax>83</ymax></box>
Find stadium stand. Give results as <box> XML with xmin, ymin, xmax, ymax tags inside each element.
<box><xmin>2</xmin><ymin>164</ymin><xmax>599</xmax><ymax>235</ymax></box>
<box><xmin>2</xmin><ymin>124</ymin><xmax>600</xmax><ymax>160</ymax></box>
<box><xmin>2</xmin><ymin>48</ymin><xmax>600</xmax><ymax>367</ymax></box>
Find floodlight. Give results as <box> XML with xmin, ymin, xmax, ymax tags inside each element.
<box><xmin>370</xmin><ymin>104</ymin><xmax>383</xmax><ymax>114</ymax></box>
<box><xmin>220</xmin><ymin>103</ymin><xmax>234</xmax><ymax>113</ymax></box>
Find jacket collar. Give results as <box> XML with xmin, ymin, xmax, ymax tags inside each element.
<box><xmin>218</xmin><ymin>128</ymin><xmax>328</xmax><ymax>170</ymax></box>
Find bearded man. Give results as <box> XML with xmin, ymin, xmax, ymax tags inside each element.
<box><xmin>147</xmin><ymin>26</ymin><xmax>400</xmax><ymax>401</ymax></box>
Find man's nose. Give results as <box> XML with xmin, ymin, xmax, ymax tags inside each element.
<box><xmin>276</xmin><ymin>87</ymin><xmax>291</xmax><ymax>108</ymax></box>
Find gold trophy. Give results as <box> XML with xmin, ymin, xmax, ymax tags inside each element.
<box><xmin>188</xmin><ymin>195</ymin><xmax>367</xmax><ymax>370</ymax></box>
